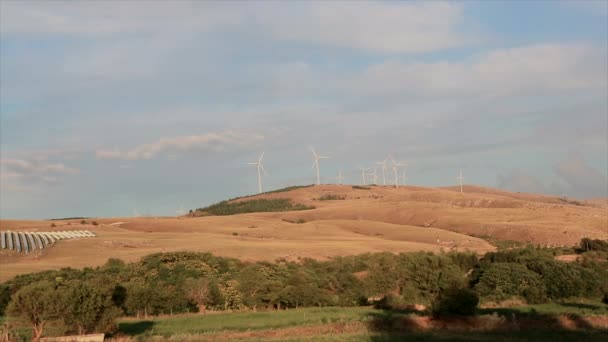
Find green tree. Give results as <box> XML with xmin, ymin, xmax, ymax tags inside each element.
<box><xmin>62</xmin><ymin>281</ymin><xmax>116</xmax><ymax>335</ymax></box>
<box><xmin>183</xmin><ymin>278</ymin><xmax>213</xmax><ymax>314</ymax></box>
<box><xmin>474</xmin><ymin>263</ymin><xmax>546</xmax><ymax>303</ymax></box>
<box><xmin>6</xmin><ymin>281</ymin><xmax>64</xmax><ymax>341</ymax></box>
<box><xmin>433</xmin><ymin>288</ymin><xmax>479</xmax><ymax>316</ymax></box>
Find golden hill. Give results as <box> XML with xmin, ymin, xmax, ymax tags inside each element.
<box><xmin>0</xmin><ymin>185</ymin><xmax>606</xmax><ymax>282</ymax></box>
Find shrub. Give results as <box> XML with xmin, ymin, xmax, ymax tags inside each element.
<box><xmin>316</xmin><ymin>194</ymin><xmax>346</xmax><ymax>201</ymax></box>
<box><xmin>92</xmin><ymin>221</ymin><xmax>99</xmax><ymax>226</ymax></box>
<box><xmin>80</xmin><ymin>220</ymin><xmax>87</xmax><ymax>225</ymax></box>
<box><xmin>474</xmin><ymin>263</ymin><xmax>547</xmax><ymax>304</ymax></box>
<box><xmin>603</xmin><ymin>292</ymin><xmax>608</xmax><ymax>305</ymax></box>
<box><xmin>196</xmin><ymin>199</ymin><xmax>314</xmax><ymax>216</ymax></box>
<box><xmin>51</xmin><ymin>223</ymin><xmax>56</xmax><ymax>227</ymax></box>
<box><xmin>579</xmin><ymin>238</ymin><xmax>608</xmax><ymax>252</ymax></box>
<box><xmin>525</xmin><ymin>258</ymin><xmax>596</xmax><ymax>299</ymax></box>
<box><xmin>282</xmin><ymin>218</ymin><xmax>306</xmax><ymax>224</ymax></box>
<box><xmin>433</xmin><ymin>288</ymin><xmax>479</xmax><ymax>316</ymax></box>
<box><xmin>352</xmin><ymin>185</ymin><xmax>371</xmax><ymax>190</ymax></box>
<box><xmin>232</xmin><ymin>232</ymin><xmax>239</xmax><ymax>236</ymax></box>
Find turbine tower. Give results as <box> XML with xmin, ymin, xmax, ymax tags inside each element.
<box><xmin>401</xmin><ymin>166</ymin><xmax>408</xmax><ymax>186</ymax></box>
<box><xmin>367</xmin><ymin>167</ymin><xmax>379</xmax><ymax>185</ymax></box>
<box><xmin>310</xmin><ymin>147</ymin><xmax>330</xmax><ymax>185</ymax></box>
<box><xmin>248</xmin><ymin>152</ymin><xmax>268</xmax><ymax>193</ymax></box>
<box><xmin>389</xmin><ymin>156</ymin><xmax>404</xmax><ymax>188</ymax></box>
<box><xmin>358</xmin><ymin>167</ymin><xmax>369</xmax><ymax>185</ymax></box>
<box><xmin>377</xmin><ymin>159</ymin><xmax>388</xmax><ymax>185</ymax></box>
<box><xmin>336</xmin><ymin>170</ymin><xmax>345</xmax><ymax>185</ymax></box>
<box><xmin>457</xmin><ymin>168</ymin><xmax>464</xmax><ymax>193</ymax></box>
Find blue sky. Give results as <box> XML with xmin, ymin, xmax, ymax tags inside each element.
<box><xmin>1</xmin><ymin>1</ymin><xmax>607</xmax><ymax>219</ymax></box>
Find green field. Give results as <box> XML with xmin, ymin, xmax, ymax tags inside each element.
<box><xmin>116</xmin><ymin>303</ymin><xmax>608</xmax><ymax>341</ymax></box>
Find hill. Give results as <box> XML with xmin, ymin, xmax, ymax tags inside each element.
<box><xmin>1</xmin><ymin>184</ymin><xmax>606</xmax><ymax>282</ymax></box>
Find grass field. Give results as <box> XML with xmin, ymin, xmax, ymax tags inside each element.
<box><xmin>114</xmin><ymin>302</ymin><xmax>608</xmax><ymax>341</ymax></box>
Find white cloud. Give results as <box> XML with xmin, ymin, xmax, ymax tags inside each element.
<box><xmin>95</xmin><ymin>130</ymin><xmax>265</xmax><ymax>160</ymax></box>
<box><xmin>259</xmin><ymin>43</ymin><xmax>606</xmax><ymax>110</ymax></box>
<box><xmin>0</xmin><ymin>158</ymin><xmax>79</xmax><ymax>191</ymax></box>
<box><xmin>264</xmin><ymin>2</ymin><xmax>471</xmax><ymax>53</ymax></box>
<box><xmin>1</xmin><ymin>1</ymin><xmax>472</xmax><ymax>54</ymax></box>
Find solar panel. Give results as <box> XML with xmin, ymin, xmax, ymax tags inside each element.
<box><xmin>40</xmin><ymin>233</ymin><xmax>50</xmax><ymax>245</ymax></box>
<box><xmin>15</xmin><ymin>233</ymin><xmax>22</xmax><ymax>253</ymax></box>
<box><xmin>26</xmin><ymin>233</ymin><xmax>37</xmax><ymax>250</ymax></box>
<box><xmin>7</xmin><ymin>232</ymin><xmax>14</xmax><ymax>250</ymax></box>
<box><xmin>44</xmin><ymin>233</ymin><xmax>56</xmax><ymax>243</ymax></box>
<box><xmin>1</xmin><ymin>231</ymin><xmax>6</xmax><ymax>249</ymax></box>
<box><xmin>20</xmin><ymin>233</ymin><xmax>29</xmax><ymax>253</ymax></box>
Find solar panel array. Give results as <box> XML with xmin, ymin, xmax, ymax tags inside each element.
<box><xmin>0</xmin><ymin>230</ymin><xmax>96</xmax><ymax>254</ymax></box>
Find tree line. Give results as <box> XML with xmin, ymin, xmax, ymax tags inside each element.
<box><xmin>1</xmin><ymin>239</ymin><xmax>607</xmax><ymax>340</ymax></box>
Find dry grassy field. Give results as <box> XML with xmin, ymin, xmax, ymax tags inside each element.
<box><xmin>1</xmin><ymin>185</ymin><xmax>606</xmax><ymax>282</ymax></box>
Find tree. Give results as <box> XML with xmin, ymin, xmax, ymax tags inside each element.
<box><xmin>6</xmin><ymin>281</ymin><xmax>64</xmax><ymax>341</ymax></box>
<box><xmin>62</xmin><ymin>282</ymin><xmax>108</xmax><ymax>335</ymax></box>
<box><xmin>474</xmin><ymin>263</ymin><xmax>546</xmax><ymax>304</ymax></box>
<box><xmin>433</xmin><ymin>288</ymin><xmax>479</xmax><ymax>316</ymax></box>
<box><xmin>183</xmin><ymin>278</ymin><xmax>213</xmax><ymax>314</ymax></box>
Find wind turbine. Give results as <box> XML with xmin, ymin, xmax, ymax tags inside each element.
<box><xmin>176</xmin><ymin>204</ymin><xmax>185</xmax><ymax>216</ymax></box>
<box><xmin>457</xmin><ymin>168</ymin><xmax>464</xmax><ymax>193</ymax></box>
<box><xmin>336</xmin><ymin>170</ymin><xmax>345</xmax><ymax>185</ymax></box>
<box><xmin>248</xmin><ymin>152</ymin><xmax>268</xmax><ymax>194</ymax></box>
<box><xmin>376</xmin><ymin>159</ymin><xmax>388</xmax><ymax>185</ymax></box>
<box><xmin>388</xmin><ymin>156</ymin><xmax>404</xmax><ymax>188</ymax></box>
<box><xmin>358</xmin><ymin>167</ymin><xmax>370</xmax><ymax>185</ymax></box>
<box><xmin>310</xmin><ymin>147</ymin><xmax>330</xmax><ymax>185</ymax></box>
<box><xmin>401</xmin><ymin>165</ymin><xmax>408</xmax><ymax>186</ymax></box>
<box><xmin>367</xmin><ymin>167</ymin><xmax>379</xmax><ymax>185</ymax></box>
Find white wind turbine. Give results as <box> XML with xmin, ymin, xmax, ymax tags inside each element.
<box><xmin>376</xmin><ymin>159</ymin><xmax>388</xmax><ymax>185</ymax></box>
<box><xmin>358</xmin><ymin>167</ymin><xmax>370</xmax><ymax>185</ymax></box>
<box><xmin>401</xmin><ymin>165</ymin><xmax>408</xmax><ymax>186</ymax></box>
<box><xmin>389</xmin><ymin>156</ymin><xmax>404</xmax><ymax>188</ymax></box>
<box><xmin>367</xmin><ymin>166</ymin><xmax>379</xmax><ymax>185</ymax></box>
<box><xmin>248</xmin><ymin>152</ymin><xmax>268</xmax><ymax>194</ymax></box>
<box><xmin>457</xmin><ymin>168</ymin><xmax>464</xmax><ymax>193</ymax></box>
<box><xmin>336</xmin><ymin>170</ymin><xmax>345</xmax><ymax>185</ymax></box>
<box><xmin>310</xmin><ymin>147</ymin><xmax>330</xmax><ymax>185</ymax></box>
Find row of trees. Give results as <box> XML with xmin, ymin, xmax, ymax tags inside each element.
<box><xmin>1</xmin><ymin>241</ymin><xmax>607</xmax><ymax>340</ymax></box>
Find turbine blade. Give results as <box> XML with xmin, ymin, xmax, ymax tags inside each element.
<box><xmin>258</xmin><ymin>151</ymin><xmax>265</xmax><ymax>162</ymax></box>
<box><xmin>309</xmin><ymin>146</ymin><xmax>318</xmax><ymax>158</ymax></box>
<box><xmin>260</xmin><ymin>163</ymin><xmax>269</xmax><ymax>176</ymax></box>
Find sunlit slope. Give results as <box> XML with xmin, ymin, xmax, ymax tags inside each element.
<box><xmin>1</xmin><ymin>184</ymin><xmax>605</xmax><ymax>282</ymax></box>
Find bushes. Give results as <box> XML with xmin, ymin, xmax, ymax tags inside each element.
<box><xmin>316</xmin><ymin>194</ymin><xmax>346</xmax><ymax>201</ymax></box>
<box><xmin>433</xmin><ymin>288</ymin><xmax>479</xmax><ymax>316</ymax></box>
<box><xmin>525</xmin><ymin>258</ymin><xmax>597</xmax><ymax>299</ymax></box>
<box><xmin>579</xmin><ymin>238</ymin><xmax>608</xmax><ymax>252</ymax></box>
<box><xmin>352</xmin><ymin>185</ymin><xmax>371</xmax><ymax>190</ymax></box>
<box><xmin>474</xmin><ymin>263</ymin><xmax>547</xmax><ymax>304</ymax></box>
<box><xmin>3</xmin><ymin>247</ymin><xmax>608</xmax><ymax>340</ymax></box>
<box><xmin>196</xmin><ymin>199</ymin><xmax>315</xmax><ymax>216</ymax></box>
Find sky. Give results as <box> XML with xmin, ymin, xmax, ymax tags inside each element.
<box><xmin>1</xmin><ymin>1</ymin><xmax>607</xmax><ymax>219</ymax></box>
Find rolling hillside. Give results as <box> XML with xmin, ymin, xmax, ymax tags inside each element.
<box><xmin>1</xmin><ymin>185</ymin><xmax>606</xmax><ymax>282</ymax></box>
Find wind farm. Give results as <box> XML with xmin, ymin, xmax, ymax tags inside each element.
<box><xmin>2</xmin><ymin>2</ymin><xmax>607</xmax><ymax>341</ymax></box>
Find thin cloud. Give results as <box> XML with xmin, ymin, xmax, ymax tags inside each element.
<box><xmin>553</xmin><ymin>152</ymin><xmax>607</xmax><ymax>198</ymax></box>
<box><xmin>0</xmin><ymin>158</ymin><xmax>79</xmax><ymax>190</ymax></box>
<box><xmin>1</xmin><ymin>1</ymin><xmax>473</xmax><ymax>54</ymax></box>
<box><xmin>95</xmin><ymin>130</ymin><xmax>265</xmax><ymax>160</ymax></box>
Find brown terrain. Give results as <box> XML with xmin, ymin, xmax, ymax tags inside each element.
<box><xmin>1</xmin><ymin>185</ymin><xmax>606</xmax><ymax>282</ymax></box>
